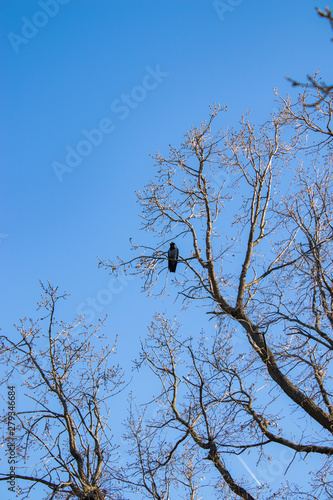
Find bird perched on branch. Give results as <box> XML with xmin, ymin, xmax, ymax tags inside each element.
<box><xmin>168</xmin><ymin>242</ymin><xmax>179</xmax><ymax>273</ymax></box>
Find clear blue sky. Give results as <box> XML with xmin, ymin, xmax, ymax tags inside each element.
<box><xmin>1</xmin><ymin>0</ymin><xmax>333</xmax><ymax>497</ymax></box>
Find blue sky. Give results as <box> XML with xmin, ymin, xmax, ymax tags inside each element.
<box><xmin>1</xmin><ymin>0</ymin><xmax>333</xmax><ymax>497</ymax></box>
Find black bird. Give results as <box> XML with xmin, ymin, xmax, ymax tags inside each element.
<box><xmin>168</xmin><ymin>242</ymin><xmax>179</xmax><ymax>273</ymax></box>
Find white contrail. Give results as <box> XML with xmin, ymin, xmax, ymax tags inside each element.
<box><xmin>237</xmin><ymin>456</ymin><xmax>261</xmax><ymax>486</ymax></box>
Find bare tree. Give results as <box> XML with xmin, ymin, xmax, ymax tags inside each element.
<box><xmin>0</xmin><ymin>282</ymin><xmax>125</xmax><ymax>500</ymax></box>
<box><xmin>116</xmin><ymin>388</ymin><xmax>211</xmax><ymax>500</ymax></box>
<box><xmin>287</xmin><ymin>7</ymin><xmax>333</xmax><ymax>105</ymax></box>
<box><xmin>99</xmin><ymin>83</ymin><xmax>333</xmax><ymax>498</ymax></box>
